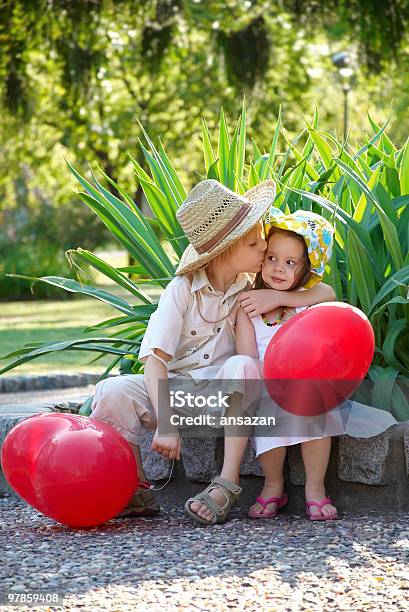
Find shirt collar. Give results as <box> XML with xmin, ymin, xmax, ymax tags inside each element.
<box><xmin>225</xmin><ymin>272</ymin><xmax>252</xmax><ymax>299</ymax></box>
<box><xmin>190</xmin><ymin>268</ymin><xmax>252</xmax><ymax>297</ymax></box>
<box><xmin>190</xmin><ymin>268</ymin><xmax>210</xmax><ymax>293</ymax></box>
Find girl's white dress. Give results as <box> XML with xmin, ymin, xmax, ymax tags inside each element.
<box><xmin>251</xmin><ymin>307</ymin><xmax>396</xmax><ymax>458</ymax></box>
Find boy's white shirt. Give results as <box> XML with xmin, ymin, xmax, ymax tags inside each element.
<box><xmin>139</xmin><ymin>267</ymin><xmax>252</xmax><ymax>380</ymax></box>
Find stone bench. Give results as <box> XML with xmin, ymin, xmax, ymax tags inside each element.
<box><xmin>1</xmin><ymin>399</ymin><xmax>408</xmax><ymax>513</ymax></box>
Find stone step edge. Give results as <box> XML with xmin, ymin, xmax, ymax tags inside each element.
<box><xmin>0</xmin><ymin>373</ymin><xmax>114</xmax><ymax>394</ymax></box>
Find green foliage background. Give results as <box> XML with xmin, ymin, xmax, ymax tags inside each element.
<box><xmin>1</xmin><ymin>101</ymin><xmax>408</xmax><ymax>418</ymax></box>
<box><xmin>2</xmin><ymin>1</ymin><xmax>409</xmax><ymax>297</ymax></box>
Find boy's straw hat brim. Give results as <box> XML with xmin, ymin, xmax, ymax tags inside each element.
<box><xmin>175</xmin><ymin>179</ymin><xmax>276</xmax><ymax>276</ymax></box>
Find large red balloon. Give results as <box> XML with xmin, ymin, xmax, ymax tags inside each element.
<box><xmin>1</xmin><ymin>413</ymin><xmax>138</xmax><ymax>527</ymax></box>
<box><xmin>263</xmin><ymin>302</ymin><xmax>375</xmax><ymax>417</ymax></box>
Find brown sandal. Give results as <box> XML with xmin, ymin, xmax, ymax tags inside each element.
<box><xmin>116</xmin><ymin>483</ymin><xmax>160</xmax><ymax>518</ymax></box>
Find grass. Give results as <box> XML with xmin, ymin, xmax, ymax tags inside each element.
<box><xmin>1</xmin><ymin>297</ymin><xmax>115</xmax><ymax>374</ymax></box>
<box><xmin>0</xmin><ymin>250</ymin><xmax>162</xmax><ymax>376</ymax></box>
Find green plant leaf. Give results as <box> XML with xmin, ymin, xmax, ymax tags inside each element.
<box><xmin>68</xmin><ymin>249</ymin><xmax>153</xmax><ymax>304</ymax></box>
<box><xmin>368</xmin><ymin>265</ymin><xmax>409</xmax><ymax>316</ymax></box>
<box><xmin>371</xmin><ymin>366</ymin><xmax>400</xmax><ymax>412</ymax></box>
<box><xmin>218</xmin><ymin>107</ymin><xmax>231</xmax><ymax>185</ymax></box>
<box><xmin>201</xmin><ymin>117</ymin><xmax>216</xmax><ymax>174</ymax></box>
<box><xmin>236</xmin><ymin>96</ymin><xmax>247</xmax><ymax>186</ymax></box>
<box><xmin>207</xmin><ymin>158</ymin><xmax>219</xmax><ymax>180</ymax></box>
<box><xmin>335</xmin><ymin>158</ymin><xmax>403</xmax><ymax>272</ymax></box>
<box><xmin>346</xmin><ymin>230</ymin><xmax>376</xmax><ymax>313</ymax></box>
<box><xmin>399</xmin><ymin>137</ymin><xmax>409</xmax><ymax>195</ymax></box>
<box><xmin>6</xmin><ymin>275</ymin><xmax>137</xmax><ymax>316</ymax></box>
<box><xmin>262</xmin><ymin>105</ymin><xmax>282</xmax><ymax>179</ymax></box>
<box><xmin>382</xmin><ymin>319</ymin><xmax>409</xmax><ymax>373</ymax></box>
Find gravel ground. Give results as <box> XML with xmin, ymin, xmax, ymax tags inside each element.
<box><xmin>1</xmin><ymin>497</ymin><xmax>409</xmax><ymax>611</ymax></box>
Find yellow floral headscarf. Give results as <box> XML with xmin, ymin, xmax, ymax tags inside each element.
<box><xmin>264</xmin><ymin>207</ymin><xmax>334</xmax><ymax>289</ymax></box>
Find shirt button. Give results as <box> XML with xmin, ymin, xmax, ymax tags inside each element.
<box><xmin>208</xmin><ymin>286</ymin><xmax>213</xmax><ymax>291</ymax></box>
<box><xmin>217</xmin><ymin>327</ymin><xmax>221</xmax><ymax>333</ymax></box>
<box><xmin>191</xmin><ymin>330</ymin><xmax>196</xmax><ymax>335</ymax></box>
<box><xmin>204</xmin><ymin>354</ymin><xmax>209</xmax><ymax>359</ymax></box>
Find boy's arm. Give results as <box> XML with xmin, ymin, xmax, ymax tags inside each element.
<box><xmin>139</xmin><ymin>277</ymin><xmax>191</xmax><ymax>461</ymax></box>
<box><xmin>235</xmin><ymin>307</ymin><xmax>259</xmax><ymax>360</ymax></box>
<box><xmin>144</xmin><ymin>349</ymin><xmax>181</xmax><ymax>461</ymax></box>
<box><xmin>238</xmin><ymin>282</ymin><xmax>336</xmax><ymax>318</ymax></box>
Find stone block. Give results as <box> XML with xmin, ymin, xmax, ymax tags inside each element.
<box><xmin>140</xmin><ymin>430</ymin><xmax>173</xmax><ymax>481</ymax></box>
<box><xmin>181</xmin><ymin>436</ymin><xmax>219</xmax><ymax>482</ymax></box>
<box><xmin>338</xmin><ymin>434</ymin><xmax>390</xmax><ymax>485</ymax></box>
<box><xmin>239</xmin><ymin>442</ymin><xmax>264</xmax><ymax>477</ymax></box>
<box><xmin>404</xmin><ymin>435</ymin><xmax>409</xmax><ymax>476</ymax></box>
<box><xmin>287</xmin><ymin>444</ymin><xmax>306</xmax><ymax>485</ymax></box>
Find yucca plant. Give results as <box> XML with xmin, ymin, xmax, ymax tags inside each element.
<box><xmin>1</xmin><ymin>101</ymin><xmax>408</xmax><ymax>418</ymax></box>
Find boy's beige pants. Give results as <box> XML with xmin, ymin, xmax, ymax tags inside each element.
<box><xmin>91</xmin><ymin>355</ymin><xmax>261</xmax><ymax>445</ymax></box>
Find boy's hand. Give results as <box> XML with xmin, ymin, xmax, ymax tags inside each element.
<box><xmin>151</xmin><ymin>429</ymin><xmax>181</xmax><ymax>460</ymax></box>
<box><xmin>238</xmin><ymin>289</ymin><xmax>283</xmax><ymax>318</ymax></box>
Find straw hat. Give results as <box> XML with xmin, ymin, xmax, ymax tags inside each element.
<box><xmin>175</xmin><ymin>179</ymin><xmax>276</xmax><ymax>275</ymax></box>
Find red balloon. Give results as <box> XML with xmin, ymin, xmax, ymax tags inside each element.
<box><xmin>1</xmin><ymin>413</ymin><xmax>138</xmax><ymax>527</ymax></box>
<box><xmin>263</xmin><ymin>302</ymin><xmax>375</xmax><ymax>417</ymax></box>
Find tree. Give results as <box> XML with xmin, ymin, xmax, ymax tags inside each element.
<box><xmin>2</xmin><ymin>0</ymin><xmax>409</xmax><ymax>298</ymax></box>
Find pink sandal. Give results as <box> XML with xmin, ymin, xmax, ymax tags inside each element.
<box><xmin>248</xmin><ymin>493</ymin><xmax>288</xmax><ymax>519</ymax></box>
<box><xmin>306</xmin><ymin>496</ymin><xmax>338</xmax><ymax>521</ymax></box>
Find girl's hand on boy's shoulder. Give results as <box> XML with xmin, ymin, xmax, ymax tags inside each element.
<box><xmin>238</xmin><ymin>289</ymin><xmax>283</xmax><ymax>318</ymax></box>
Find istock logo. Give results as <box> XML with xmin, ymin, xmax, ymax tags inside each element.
<box><xmin>169</xmin><ymin>390</ymin><xmax>230</xmax><ymax>409</ymax></box>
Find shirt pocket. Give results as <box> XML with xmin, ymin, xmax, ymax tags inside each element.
<box><xmin>176</xmin><ymin>322</ymin><xmax>214</xmax><ymax>360</ymax></box>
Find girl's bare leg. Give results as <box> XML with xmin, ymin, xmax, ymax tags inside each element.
<box><xmin>301</xmin><ymin>438</ymin><xmax>337</xmax><ymax>517</ymax></box>
<box><xmin>248</xmin><ymin>446</ymin><xmax>287</xmax><ymax>515</ymax></box>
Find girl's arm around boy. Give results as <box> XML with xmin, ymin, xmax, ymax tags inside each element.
<box><xmin>238</xmin><ymin>282</ymin><xmax>336</xmax><ymax>318</ymax></box>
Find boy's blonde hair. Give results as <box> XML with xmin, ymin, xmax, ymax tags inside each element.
<box><xmin>185</xmin><ymin>223</ymin><xmax>261</xmax><ymax>283</ymax></box>
<box><xmin>254</xmin><ymin>226</ymin><xmax>311</xmax><ymax>291</ymax></box>
<box><xmin>214</xmin><ymin>224</ymin><xmax>261</xmax><ymax>263</ymax></box>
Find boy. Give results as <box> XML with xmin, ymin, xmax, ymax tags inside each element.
<box><xmin>92</xmin><ymin>179</ymin><xmax>335</xmax><ymax>525</ymax></box>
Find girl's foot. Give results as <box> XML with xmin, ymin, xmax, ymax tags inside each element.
<box><xmin>305</xmin><ymin>485</ymin><xmax>337</xmax><ymax>519</ymax></box>
<box><xmin>248</xmin><ymin>480</ymin><xmax>284</xmax><ymax>517</ymax></box>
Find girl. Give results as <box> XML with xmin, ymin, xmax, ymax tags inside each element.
<box><xmin>236</xmin><ymin>208</ymin><xmax>395</xmax><ymax>521</ymax></box>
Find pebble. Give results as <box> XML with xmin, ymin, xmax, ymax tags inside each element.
<box><xmin>0</xmin><ymin>496</ymin><xmax>408</xmax><ymax>611</ymax></box>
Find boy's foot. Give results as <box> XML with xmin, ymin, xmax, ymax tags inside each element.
<box><xmin>188</xmin><ymin>488</ymin><xmax>226</xmax><ymax>523</ymax></box>
<box><xmin>116</xmin><ymin>482</ymin><xmax>160</xmax><ymax>518</ymax></box>
<box><xmin>185</xmin><ymin>476</ymin><xmax>242</xmax><ymax>525</ymax></box>
<box><xmin>305</xmin><ymin>485</ymin><xmax>337</xmax><ymax>519</ymax></box>
<box><xmin>248</xmin><ymin>481</ymin><xmax>285</xmax><ymax>517</ymax></box>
